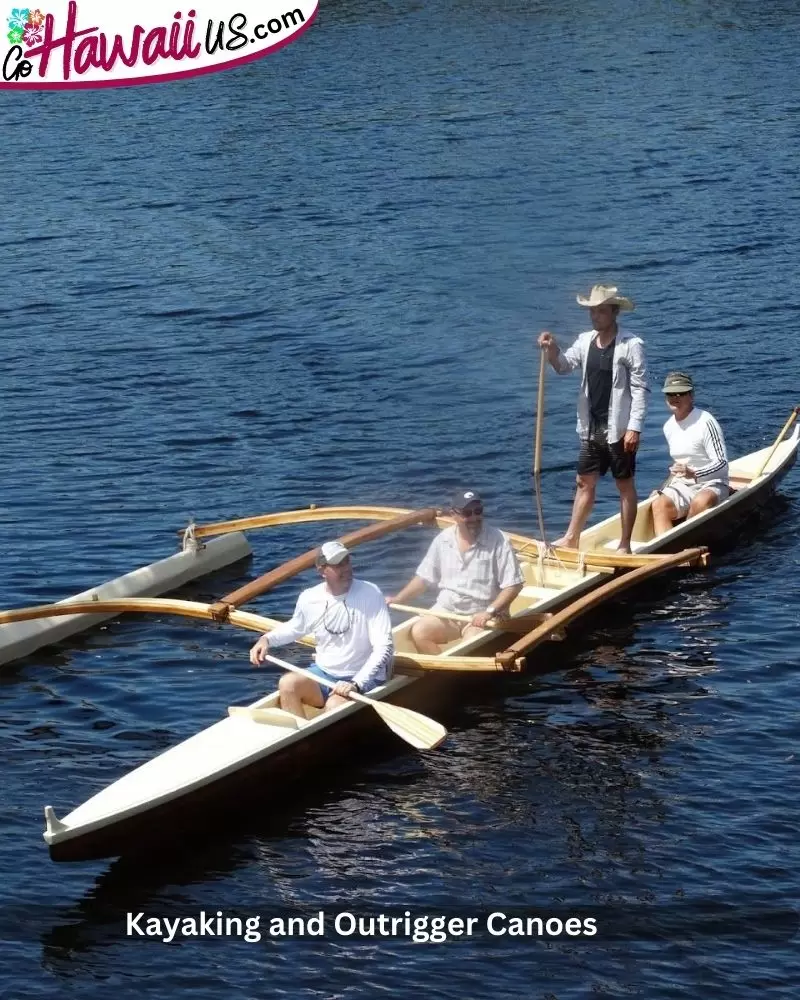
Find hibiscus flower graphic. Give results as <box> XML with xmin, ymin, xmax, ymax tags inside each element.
<box><xmin>7</xmin><ymin>25</ymin><xmax>23</xmax><ymax>44</ymax></box>
<box><xmin>7</xmin><ymin>8</ymin><xmax>30</xmax><ymax>31</ymax></box>
<box><xmin>23</xmin><ymin>21</ymin><xmax>41</xmax><ymax>45</ymax></box>
<box><xmin>28</xmin><ymin>7</ymin><xmax>44</xmax><ymax>26</ymax></box>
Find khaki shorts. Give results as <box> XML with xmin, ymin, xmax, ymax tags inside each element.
<box><xmin>662</xmin><ymin>479</ymin><xmax>728</xmax><ymax>518</ymax></box>
<box><xmin>427</xmin><ymin>604</ymin><xmax>472</xmax><ymax>640</ymax></box>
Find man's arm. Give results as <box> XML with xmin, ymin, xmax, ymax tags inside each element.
<box><xmin>387</xmin><ymin>536</ymin><xmax>441</xmax><ymax>605</ymax></box>
<box><xmin>626</xmin><ymin>339</ymin><xmax>649</xmax><ymax>433</ymax></box>
<box><xmin>386</xmin><ymin>575</ymin><xmax>428</xmax><ymax>607</ymax></box>
<box><xmin>351</xmin><ymin>596</ymin><xmax>394</xmax><ymax>692</ymax></box>
<box><xmin>249</xmin><ymin>595</ymin><xmax>309</xmax><ymax>665</ymax></box>
<box><xmin>538</xmin><ymin>332</ymin><xmax>583</xmax><ymax>375</ymax></box>
<box><xmin>470</xmin><ymin>534</ymin><xmax>525</xmax><ymax>627</ymax></box>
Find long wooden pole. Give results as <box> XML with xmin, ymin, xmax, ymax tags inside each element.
<box><xmin>753</xmin><ymin>407</ymin><xmax>800</xmax><ymax>479</ymax></box>
<box><xmin>494</xmin><ymin>546</ymin><xmax>708</xmax><ymax>668</ymax></box>
<box><xmin>532</xmin><ymin>346</ymin><xmax>548</xmax><ymax>545</ymax></box>
<box><xmin>210</xmin><ymin>507</ymin><xmax>438</xmax><ymax>618</ymax></box>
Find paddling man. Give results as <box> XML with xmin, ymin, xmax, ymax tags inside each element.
<box><xmin>249</xmin><ymin>541</ymin><xmax>393</xmax><ymax>715</ymax></box>
<box><xmin>651</xmin><ymin>371</ymin><xmax>729</xmax><ymax>535</ymax></box>
<box><xmin>386</xmin><ymin>490</ymin><xmax>524</xmax><ymax>654</ymax></box>
<box><xmin>538</xmin><ymin>284</ymin><xmax>648</xmax><ymax>553</ymax></box>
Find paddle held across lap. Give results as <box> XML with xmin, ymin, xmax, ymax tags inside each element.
<box><xmin>263</xmin><ymin>652</ymin><xmax>447</xmax><ymax>751</ymax></box>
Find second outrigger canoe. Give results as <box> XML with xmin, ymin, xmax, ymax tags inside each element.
<box><xmin>0</xmin><ymin>414</ymin><xmax>795</xmax><ymax>861</ymax></box>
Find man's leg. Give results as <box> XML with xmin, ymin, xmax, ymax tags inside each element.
<box><xmin>651</xmin><ymin>492</ymin><xmax>679</xmax><ymax>536</ymax></box>
<box><xmin>278</xmin><ymin>673</ymin><xmax>326</xmax><ymax>717</ymax></box>
<box><xmin>553</xmin><ymin>473</ymin><xmax>599</xmax><ymax>548</ymax></box>
<box><xmin>615</xmin><ymin>476</ymin><xmax>638</xmax><ymax>552</ymax></box>
<box><xmin>687</xmin><ymin>487</ymin><xmax>720</xmax><ymax>519</ymax></box>
<box><xmin>410</xmin><ymin>616</ymin><xmax>461</xmax><ymax>654</ymax></box>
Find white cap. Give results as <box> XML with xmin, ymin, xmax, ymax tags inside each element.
<box><xmin>317</xmin><ymin>540</ymin><xmax>350</xmax><ymax>566</ymax></box>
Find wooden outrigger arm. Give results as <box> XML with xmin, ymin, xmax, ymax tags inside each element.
<box><xmin>0</xmin><ymin>597</ymin><xmax>509</xmax><ymax>673</ymax></box>
<box><xmin>186</xmin><ymin>504</ymin><xmax>707</xmax><ymax>572</ymax></box>
<box><xmin>209</xmin><ymin>507</ymin><xmax>438</xmax><ymax>620</ymax></box>
<box><xmin>494</xmin><ymin>546</ymin><xmax>708</xmax><ymax>669</ymax></box>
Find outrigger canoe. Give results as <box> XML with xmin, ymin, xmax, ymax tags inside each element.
<box><xmin>0</xmin><ymin>412</ymin><xmax>796</xmax><ymax>861</ymax></box>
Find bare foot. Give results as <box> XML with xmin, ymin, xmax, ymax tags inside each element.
<box><xmin>617</xmin><ymin>542</ymin><xmax>632</xmax><ymax>554</ymax></box>
<box><xmin>551</xmin><ymin>535</ymin><xmax>579</xmax><ymax>549</ymax></box>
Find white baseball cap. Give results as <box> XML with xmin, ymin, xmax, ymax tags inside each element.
<box><xmin>317</xmin><ymin>540</ymin><xmax>350</xmax><ymax>566</ymax></box>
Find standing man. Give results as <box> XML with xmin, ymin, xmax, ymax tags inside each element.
<box><xmin>387</xmin><ymin>490</ymin><xmax>524</xmax><ymax>653</ymax></box>
<box><xmin>538</xmin><ymin>284</ymin><xmax>648</xmax><ymax>553</ymax></box>
<box><xmin>651</xmin><ymin>371</ymin><xmax>729</xmax><ymax>535</ymax></box>
<box><xmin>249</xmin><ymin>540</ymin><xmax>394</xmax><ymax>716</ymax></box>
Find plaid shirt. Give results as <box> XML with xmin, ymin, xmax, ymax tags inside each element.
<box><xmin>416</xmin><ymin>525</ymin><xmax>524</xmax><ymax>616</ymax></box>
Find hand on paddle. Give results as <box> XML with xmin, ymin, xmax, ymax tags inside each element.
<box><xmin>470</xmin><ymin>609</ymin><xmax>496</xmax><ymax>629</ymax></box>
<box><xmin>249</xmin><ymin>634</ymin><xmax>270</xmax><ymax>666</ymax></box>
<box><xmin>331</xmin><ymin>681</ymin><xmax>356</xmax><ymax>698</ymax></box>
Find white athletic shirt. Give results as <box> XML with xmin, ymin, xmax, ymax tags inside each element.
<box><xmin>265</xmin><ymin>579</ymin><xmax>393</xmax><ymax>689</ymax></box>
<box><xmin>663</xmin><ymin>408</ymin><xmax>728</xmax><ymax>488</ymax></box>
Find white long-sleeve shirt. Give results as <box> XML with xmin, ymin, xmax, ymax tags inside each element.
<box><xmin>265</xmin><ymin>578</ymin><xmax>393</xmax><ymax>690</ymax></box>
<box><xmin>663</xmin><ymin>407</ymin><xmax>728</xmax><ymax>487</ymax></box>
<box><xmin>552</xmin><ymin>329</ymin><xmax>649</xmax><ymax>444</ymax></box>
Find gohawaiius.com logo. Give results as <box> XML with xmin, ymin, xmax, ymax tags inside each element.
<box><xmin>0</xmin><ymin>1</ymin><xmax>318</xmax><ymax>88</ymax></box>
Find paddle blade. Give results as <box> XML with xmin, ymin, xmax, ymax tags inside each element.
<box><xmin>369</xmin><ymin>700</ymin><xmax>447</xmax><ymax>751</ymax></box>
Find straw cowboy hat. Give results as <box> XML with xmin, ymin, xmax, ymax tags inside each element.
<box><xmin>576</xmin><ymin>284</ymin><xmax>635</xmax><ymax>312</ymax></box>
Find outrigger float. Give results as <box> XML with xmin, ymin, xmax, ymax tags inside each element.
<box><xmin>0</xmin><ymin>410</ymin><xmax>796</xmax><ymax>862</ymax></box>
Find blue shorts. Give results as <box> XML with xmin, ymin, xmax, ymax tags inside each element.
<box><xmin>306</xmin><ymin>663</ymin><xmax>382</xmax><ymax>695</ymax></box>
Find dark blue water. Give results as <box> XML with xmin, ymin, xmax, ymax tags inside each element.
<box><xmin>2</xmin><ymin>1</ymin><xmax>800</xmax><ymax>996</ymax></box>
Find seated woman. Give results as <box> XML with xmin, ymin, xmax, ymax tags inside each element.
<box><xmin>652</xmin><ymin>371</ymin><xmax>729</xmax><ymax>535</ymax></box>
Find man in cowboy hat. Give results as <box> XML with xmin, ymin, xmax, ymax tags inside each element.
<box><xmin>651</xmin><ymin>371</ymin><xmax>728</xmax><ymax>535</ymax></box>
<box><xmin>538</xmin><ymin>284</ymin><xmax>648</xmax><ymax>553</ymax></box>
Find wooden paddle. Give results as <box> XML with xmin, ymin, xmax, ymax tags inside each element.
<box><xmin>388</xmin><ymin>601</ymin><xmax>565</xmax><ymax>638</ymax></box>
<box><xmin>753</xmin><ymin>407</ymin><xmax>800</xmax><ymax>479</ymax></box>
<box><xmin>532</xmin><ymin>345</ymin><xmax>548</xmax><ymax>545</ymax></box>
<box><xmin>263</xmin><ymin>652</ymin><xmax>447</xmax><ymax>751</ymax></box>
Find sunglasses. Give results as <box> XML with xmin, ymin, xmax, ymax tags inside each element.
<box><xmin>665</xmin><ymin>391</ymin><xmax>690</xmax><ymax>398</ymax></box>
<box><xmin>453</xmin><ymin>505</ymin><xmax>483</xmax><ymax>517</ymax></box>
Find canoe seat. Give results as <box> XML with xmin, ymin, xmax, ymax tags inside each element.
<box><xmin>518</xmin><ymin>585</ymin><xmax>563</xmax><ymax>601</ymax></box>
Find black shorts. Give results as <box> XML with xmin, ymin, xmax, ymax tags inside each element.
<box><xmin>577</xmin><ymin>438</ymin><xmax>635</xmax><ymax>480</ymax></box>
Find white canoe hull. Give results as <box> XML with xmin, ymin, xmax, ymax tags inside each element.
<box><xmin>42</xmin><ymin>426</ymin><xmax>800</xmax><ymax>861</ymax></box>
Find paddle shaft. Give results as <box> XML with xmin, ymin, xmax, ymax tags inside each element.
<box><xmin>263</xmin><ymin>653</ymin><xmax>447</xmax><ymax>750</ymax></box>
<box><xmin>753</xmin><ymin>407</ymin><xmax>800</xmax><ymax>479</ymax></box>
<box><xmin>264</xmin><ymin>651</ymin><xmax>376</xmax><ymax>706</ymax></box>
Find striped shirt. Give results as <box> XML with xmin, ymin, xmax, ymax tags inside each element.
<box><xmin>416</xmin><ymin>525</ymin><xmax>525</xmax><ymax>616</ymax></box>
<box><xmin>552</xmin><ymin>329</ymin><xmax>649</xmax><ymax>444</ymax></box>
<box><xmin>663</xmin><ymin>407</ymin><xmax>728</xmax><ymax>487</ymax></box>
<box><xmin>266</xmin><ymin>579</ymin><xmax>393</xmax><ymax>689</ymax></box>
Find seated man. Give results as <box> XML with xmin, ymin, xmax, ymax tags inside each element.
<box><xmin>652</xmin><ymin>371</ymin><xmax>729</xmax><ymax>535</ymax></box>
<box><xmin>387</xmin><ymin>490</ymin><xmax>524</xmax><ymax>653</ymax></box>
<box><xmin>249</xmin><ymin>540</ymin><xmax>393</xmax><ymax>716</ymax></box>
